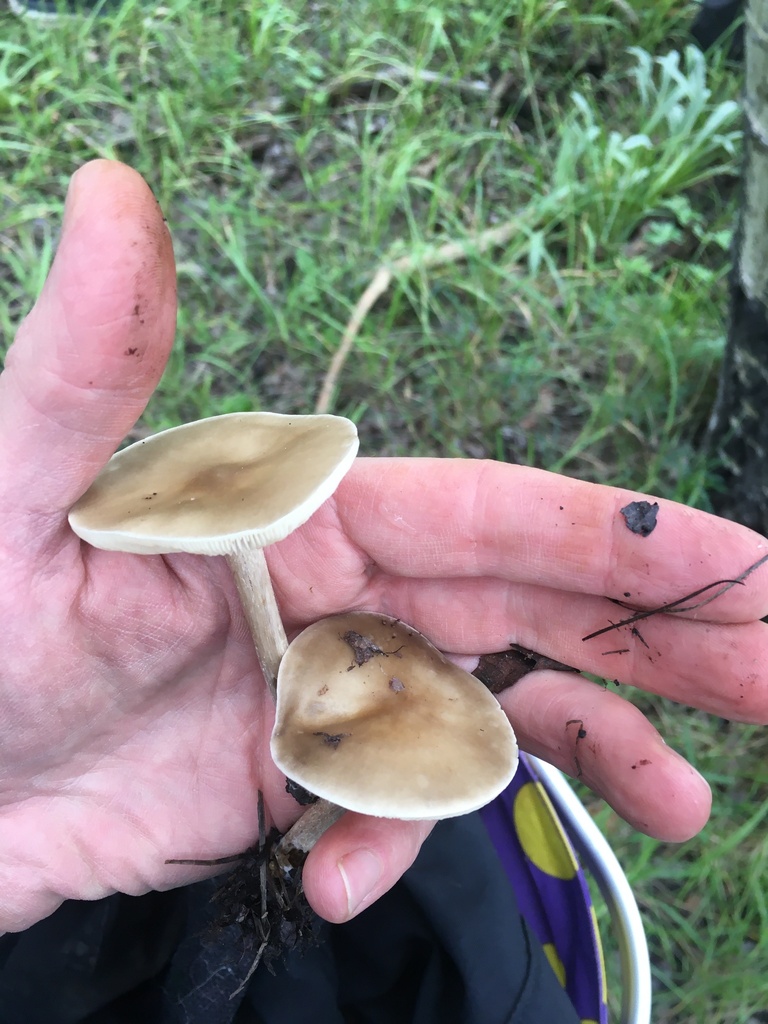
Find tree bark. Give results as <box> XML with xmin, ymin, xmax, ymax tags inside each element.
<box><xmin>708</xmin><ymin>0</ymin><xmax>768</xmax><ymax>532</ymax></box>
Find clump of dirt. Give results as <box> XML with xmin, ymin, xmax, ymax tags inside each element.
<box><xmin>208</xmin><ymin>829</ymin><xmax>318</xmax><ymax>985</ymax></box>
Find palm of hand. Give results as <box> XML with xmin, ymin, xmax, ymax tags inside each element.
<box><xmin>0</xmin><ymin>501</ymin><xmax>393</xmax><ymax>920</ymax></box>
<box><xmin>0</xmin><ymin>545</ymin><xmax>253</xmax><ymax>911</ymax></box>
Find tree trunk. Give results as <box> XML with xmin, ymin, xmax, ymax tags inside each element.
<box><xmin>708</xmin><ymin>0</ymin><xmax>768</xmax><ymax>532</ymax></box>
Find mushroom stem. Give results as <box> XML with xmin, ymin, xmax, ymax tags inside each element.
<box><xmin>273</xmin><ymin>798</ymin><xmax>347</xmax><ymax>875</ymax></box>
<box><xmin>225</xmin><ymin>547</ymin><xmax>350</xmax><ymax>864</ymax></box>
<box><xmin>225</xmin><ymin>548</ymin><xmax>350</xmax><ymax>865</ymax></box>
<box><xmin>226</xmin><ymin>546</ymin><xmax>288</xmax><ymax>701</ymax></box>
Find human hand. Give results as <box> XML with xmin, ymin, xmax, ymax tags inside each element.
<box><xmin>2</xmin><ymin>160</ymin><xmax>767</xmax><ymax>936</ymax></box>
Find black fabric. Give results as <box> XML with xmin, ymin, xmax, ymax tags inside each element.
<box><xmin>690</xmin><ymin>0</ymin><xmax>744</xmax><ymax>56</ymax></box>
<box><xmin>0</xmin><ymin>814</ymin><xmax>580</xmax><ymax>1024</ymax></box>
<box><xmin>0</xmin><ymin>890</ymin><xmax>182</xmax><ymax>1024</ymax></box>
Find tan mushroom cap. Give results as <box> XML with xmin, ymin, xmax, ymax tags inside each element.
<box><xmin>68</xmin><ymin>412</ymin><xmax>359</xmax><ymax>555</ymax></box>
<box><xmin>271</xmin><ymin>612</ymin><xmax>518</xmax><ymax>819</ymax></box>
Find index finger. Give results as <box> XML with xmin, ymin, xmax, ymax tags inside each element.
<box><xmin>331</xmin><ymin>458</ymin><xmax>768</xmax><ymax>623</ymax></box>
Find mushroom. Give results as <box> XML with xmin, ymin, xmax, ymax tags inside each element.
<box><xmin>270</xmin><ymin>612</ymin><xmax>519</xmax><ymax>859</ymax></box>
<box><xmin>68</xmin><ymin>411</ymin><xmax>359</xmax><ymax>697</ymax></box>
<box><xmin>69</xmin><ymin>420</ymin><xmax>518</xmax><ymax>933</ymax></box>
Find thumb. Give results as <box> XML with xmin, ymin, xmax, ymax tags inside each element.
<box><xmin>0</xmin><ymin>160</ymin><xmax>176</xmax><ymax>552</ymax></box>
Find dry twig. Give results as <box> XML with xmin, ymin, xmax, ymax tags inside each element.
<box><xmin>582</xmin><ymin>552</ymin><xmax>768</xmax><ymax>643</ymax></box>
<box><xmin>315</xmin><ymin>221</ymin><xmax>518</xmax><ymax>413</ymax></box>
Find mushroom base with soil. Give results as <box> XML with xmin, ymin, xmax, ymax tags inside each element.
<box><xmin>207</xmin><ymin>823</ymin><xmax>320</xmax><ymax>979</ymax></box>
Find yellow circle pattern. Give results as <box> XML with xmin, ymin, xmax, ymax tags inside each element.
<box><xmin>542</xmin><ymin>943</ymin><xmax>566</xmax><ymax>987</ymax></box>
<box><xmin>513</xmin><ymin>781</ymin><xmax>578</xmax><ymax>880</ymax></box>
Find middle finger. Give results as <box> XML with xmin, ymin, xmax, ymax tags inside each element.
<box><xmin>365</xmin><ymin>575</ymin><xmax>768</xmax><ymax>723</ymax></box>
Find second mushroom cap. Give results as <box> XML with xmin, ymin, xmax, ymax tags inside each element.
<box><xmin>271</xmin><ymin>612</ymin><xmax>519</xmax><ymax>820</ymax></box>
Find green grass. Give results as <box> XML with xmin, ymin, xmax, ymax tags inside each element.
<box><xmin>588</xmin><ymin>704</ymin><xmax>768</xmax><ymax>1024</ymax></box>
<box><xmin>0</xmin><ymin>1</ymin><xmax>759</xmax><ymax>1020</ymax></box>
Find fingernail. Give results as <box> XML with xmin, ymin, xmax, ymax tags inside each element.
<box><xmin>337</xmin><ymin>848</ymin><xmax>382</xmax><ymax>917</ymax></box>
<box><xmin>62</xmin><ymin>168</ymin><xmax>85</xmax><ymax>232</ymax></box>
<box><xmin>690</xmin><ymin>762</ymin><xmax>712</xmax><ymax>793</ymax></box>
